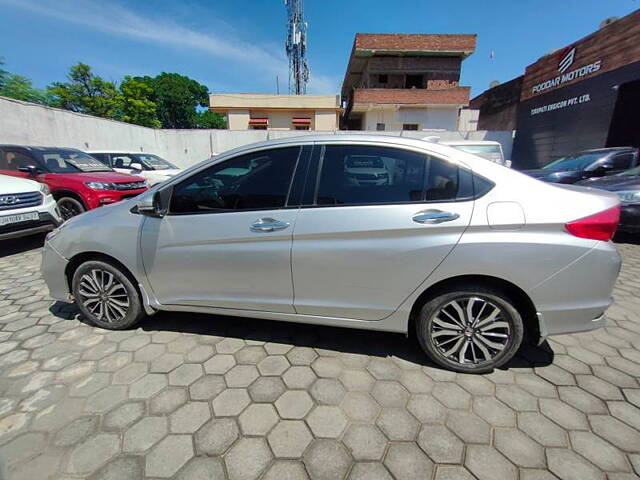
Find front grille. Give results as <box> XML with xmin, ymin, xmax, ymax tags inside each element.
<box><xmin>112</xmin><ymin>182</ymin><xmax>146</xmax><ymax>191</ymax></box>
<box><xmin>0</xmin><ymin>191</ymin><xmax>43</xmax><ymax>211</ymax></box>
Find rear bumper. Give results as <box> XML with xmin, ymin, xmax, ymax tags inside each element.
<box><xmin>531</xmin><ymin>241</ymin><xmax>621</xmax><ymax>339</ymax></box>
<box><xmin>617</xmin><ymin>204</ymin><xmax>640</xmax><ymax>233</ymax></box>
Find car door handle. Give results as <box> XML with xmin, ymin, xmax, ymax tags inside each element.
<box><xmin>250</xmin><ymin>218</ymin><xmax>290</xmax><ymax>232</ymax></box>
<box><xmin>412</xmin><ymin>210</ymin><xmax>460</xmax><ymax>224</ymax></box>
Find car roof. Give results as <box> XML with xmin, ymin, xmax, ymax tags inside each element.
<box><xmin>86</xmin><ymin>151</ymin><xmax>157</xmax><ymax>154</ymax></box>
<box><xmin>578</xmin><ymin>146</ymin><xmax>637</xmax><ymax>154</ymax></box>
<box><xmin>440</xmin><ymin>140</ymin><xmax>501</xmax><ymax>146</ymax></box>
<box><xmin>0</xmin><ymin>145</ymin><xmax>84</xmax><ymax>152</ymax></box>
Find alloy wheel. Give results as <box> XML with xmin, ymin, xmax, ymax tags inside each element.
<box><xmin>58</xmin><ymin>198</ymin><xmax>84</xmax><ymax>220</ymax></box>
<box><xmin>77</xmin><ymin>269</ymin><xmax>130</xmax><ymax>323</ymax></box>
<box><xmin>430</xmin><ymin>296</ymin><xmax>511</xmax><ymax>366</ymax></box>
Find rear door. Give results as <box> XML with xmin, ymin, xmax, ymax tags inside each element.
<box><xmin>0</xmin><ymin>149</ymin><xmax>39</xmax><ymax>180</ymax></box>
<box><xmin>291</xmin><ymin>143</ymin><xmax>474</xmax><ymax>321</ymax></box>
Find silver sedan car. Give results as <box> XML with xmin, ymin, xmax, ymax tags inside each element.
<box><xmin>41</xmin><ymin>135</ymin><xmax>622</xmax><ymax>373</ymax></box>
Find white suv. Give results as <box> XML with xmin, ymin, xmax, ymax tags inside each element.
<box><xmin>0</xmin><ymin>174</ymin><xmax>62</xmax><ymax>241</ymax></box>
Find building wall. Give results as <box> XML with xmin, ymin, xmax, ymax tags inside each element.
<box><xmin>362</xmin><ymin>106</ymin><xmax>459</xmax><ymax>131</ymax></box>
<box><xmin>315</xmin><ymin>111</ymin><xmax>339</xmax><ymax>131</ymax></box>
<box><xmin>0</xmin><ymin>96</ymin><xmax>510</xmax><ymax>167</ymax></box>
<box><xmin>227</xmin><ymin>110</ymin><xmax>250</xmax><ymax>130</ymax></box>
<box><xmin>222</xmin><ymin>109</ymin><xmax>338</xmax><ymax>131</ymax></box>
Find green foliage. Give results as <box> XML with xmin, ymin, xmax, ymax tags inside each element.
<box><xmin>0</xmin><ymin>73</ymin><xmax>46</xmax><ymax>103</ymax></box>
<box><xmin>119</xmin><ymin>76</ymin><xmax>161</xmax><ymax>128</ymax></box>
<box><xmin>0</xmin><ymin>58</ymin><xmax>7</xmax><ymax>90</ymax></box>
<box><xmin>149</xmin><ymin>73</ymin><xmax>210</xmax><ymax>129</ymax></box>
<box><xmin>46</xmin><ymin>63</ymin><xmax>122</xmax><ymax>118</ymax></box>
<box><xmin>195</xmin><ymin>109</ymin><xmax>227</xmax><ymax>129</ymax></box>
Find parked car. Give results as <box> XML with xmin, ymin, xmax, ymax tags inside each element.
<box><xmin>41</xmin><ymin>135</ymin><xmax>622</xmax><ymax>373</ymax></box>
<box><xmin>440</xmin><ymin>140</ymin><xmax>509</xmax><ymax>167</ymax></box>
<box><xmin>344</xmin><ymin>155</ymin><xmax>390</xmax><ymax>185</ymax></box>
<box><xmin>577</xmin><ymin>165</ymin><xmax>640</xmax><ymax>233</ymax></box>
<box><xmin>521</xmin><ymin>147</ymin><xmax>639</xmax><ymax>184</ymax></box>
<box><xmin>87</xmin><ymin>151</ymin><xmax>181</xmax><ymax>186</ymax></box>
<box><xmin>0</xmin><ymin>174</ymin><xmax>62</xmax><ymax>241</ymax></box>
<box><xmin>0</xmin><ymin>146</ymin><xmax>148</xmax><ymax>220</ymax></box>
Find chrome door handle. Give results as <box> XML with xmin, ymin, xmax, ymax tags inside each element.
<box><xmin>250</xmin><ymin>218</ymin><xmax>290</xmax><ymax>232</ymax></box>
<box><xmin>412</xmin><ymin>209</ymin><xmax>460</xmax><ymax>224</ymax></box>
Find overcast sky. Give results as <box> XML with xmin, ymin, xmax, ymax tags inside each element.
<box><xmin>1</xmin><ymin>0</ymin><xmax>638</xmax><ymax>97</ymax></box>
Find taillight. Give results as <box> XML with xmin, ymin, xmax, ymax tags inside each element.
<box><xmin>565</xmin><ymin>205</ymin><xmax>621</xmax><ymax>241</ymax></box>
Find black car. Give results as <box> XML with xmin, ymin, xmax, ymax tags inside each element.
<box><xmin>521</xmin><ymin>147</ymin><xmax>639</xmax><ymax>184</ymax></box>
<box><xmin>576</xmin><ymin>166</ymin><xmax>640</xmax><ymax>233</ymax></box>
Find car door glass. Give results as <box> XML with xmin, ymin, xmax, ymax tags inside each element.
<box><xmin>170</xmin><ymin>147</ymin><xmax>300</xmax><ymax>214</ymax></box>
<box><xmin>111</xmin><ymin>155</ymin><xmax>135</xmax><ymax>169</ymax></box>
<box><xmin>4</xmin><ymin>151</ymin><xmax>37</xmax><ymax>171</ymax></box>
<box><xmin>604</xmin><ymin>154</ymin><xmax>634</xmax><ymax>171</ymax></box>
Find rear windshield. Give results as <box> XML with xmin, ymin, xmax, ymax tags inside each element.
<box><xmin>37</xmin><ymin>151</ymin><xmax>113</xmax><ymax>173</ymax></box>
<box><xmin>452</xmin><ymin>145</ymin><xmax>502</xmax><ymax>162</ymax></box>
<box><xmin>137</xmin><ymin>154</ymin><xmax>178</xmax><ymax>170</ymax></box>
<box><xmin>543</xmin><ymin>152</ymin><xmax>602</xmax><ymax>171</ymax></box>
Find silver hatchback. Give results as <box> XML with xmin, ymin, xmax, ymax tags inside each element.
<box><xmin>41</xmin><ymin>135</ymin><xmax>622</xmax><ymax>373</ymax></box>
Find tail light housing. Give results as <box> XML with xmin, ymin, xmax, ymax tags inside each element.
<box><xmin>565</xmin><ymin>205</ymin><xmax>621</xmax><ymax>241</ymax></box>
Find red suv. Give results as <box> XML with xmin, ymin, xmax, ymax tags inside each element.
<box><xmin>0</xmin><ymin>145</ymin><xmax>148</xmax><ymax>220</ymax></box>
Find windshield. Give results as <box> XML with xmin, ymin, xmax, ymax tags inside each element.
<box><xmin>38</xmin><ymin>151</ymin><xmax>113</xmax><ymax>173</ymax></box>
<box><xmin>617</xmin><ymin>165</ymin><xmax>640</xmax><ymax>177</ymax></box>
<box><xmin>136</xmin><ymin>154</ymin><xmax>178</xmax><ymax>170</ymax></box>
<box><xmin>543</xmin><ymin>152</ymin><xmax>603</xmax><ymax>171</ymax></box>
<box><xmin>346</xmin><ymin>156</ymin><xmax>385</xmax><ymax>169</ymax></box>
<box><xmin>452</xmin><ymin>145</ymin><xmax>503</xmax><ymax>162</ymax></box>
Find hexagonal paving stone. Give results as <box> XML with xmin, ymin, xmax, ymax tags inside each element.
<box><xmin>129</xmin><ymin>374</ymin><xmax>168</xmax><ymax>399</ymax></box>
<box><xmin>212</xmin><ymin>389</ymin><xmax>251</xmax><ymax>417</ymax></box>
<box><xmin>417</xmin><ymin>424</ymin><xmax>464</xmax><ymax>464</ymax></box>
<box><xmin>570</xmin><ymin>431</ymin><xmax>632</xmax><ymax>472</ymax></box>
<box><xmin>150</xmin><ymin>387</ymin><xmax>188</xmax><ymax>415</ymax></box>
<box><xmin>312</xmin><ymin>357</ymin><xmax>343</xmax><ymax>378</ymax></box>
<box><xmin>348</xmin><ymin>463</ymin><xmax>393</xmax><ymax>480</ymax></box>
<box><xmin>176</xmin><ymin>457</ymin><xmax>225</xmax><ymax>480</ymax></box>
<box><xmin>89</xmin><ymin>455</ymin><xmax>143</xmax><ymax>480</ymax></box>
<box><xmin>103</xmin><ymin>402</ymin><xmax>145</xmax><ymax>431</ymax></box>
<box><xmin>225</xmin><ymin>364</ymin><xmax>259</xmax><ymax>387</ymax></box>
<box><xmin>558</xmin><ymin>386</ymin><xmax>608</xmax><ymax>414</ymax></box>
<box><xmin>303</xmin><ymin>439</ymin><xmax>353</xmax><ymax>480</ymax></box>
<box><xmin>275</xmin><ymin>390</ymin><xmax>314</xmax><ymax>419</ymax></box>
<box><xmin>367</xmin><ymin>357</ymin><xmax>401</xmax><ymax>380</ymax></box>
<box><xmin>306</xmin><ymin>406</ymin><xmax>348</xmax><ymax>438</ymax></box>
<box><xmin>267</xmin><ymin>420</ymin><xmax>313</xmax><ymax>458</ymax></box>
<box><xmin>494</xmin><ymin>428</ymin><xmax>546</xmax><ymax>468</ymax></box>
<box><xmin>170</xmin><ymin>402</ymin><xmax>211</xmax><ymax>433</ymax></box>
<box><xmin>371</xmin><ymin>381</ymin><xmax>409</xmax><ymax>407</ymax></box>
<box><xmin>384</xmin><ymin>442</ymin><xmax>434</xmax><ymax>480</ymax></box>
<box><xmin>407</xmin><ymin>394</ymin><xmax>447</xmax><ymax>424</ymax></box>
<box><xmin>263</xmin><ymin>460</ymin><xmax>310</xmax><ymax>480</ymax></box>
<box><xmin>258</xmin><ymin>355</ymin><xmax>290</xmax><ymax>376</ymax></box>
<box><xmin>54</xmin><ymin>416</ymin><xmax>99</xmax><ymax>447</ymax></box>
<box><xmin>195</xmin><ymin>417</ymin><xmax>239</xmax><ymax>455</ymax></box>
<box><xmin>472</xmin><ymin>396</ymin><xmax>515</xmax><ymax>427</ymax></box>
<box><xmin>85</xmin><ymin>385</ymin><xmax>128</xmax><ymax>413</ymax></box>
<box><xmin>445</xmin><ymin>411</ymin><xmax>492</xmax><ymax>444</ymax></box>
<box><xmin>0</xmin><ymin>431</ymin><xmax>46</xmax><ymax>469</ymax></box>
<box><xmin>235</xmin><ymin>346</ymin><xmax>267</xmax><ymax>364</ymax></box>
<box><xmin>123</xmin><ymin>416</ymin><xmax>168</xmax><ymax>453</ymax></box>
<box><xmin>168</xmin><ymin>364</ymin><xmax>204</xmax><ymax>386</ymax></box>
<box><xmin>341</xmin><ymin>392</ymin><xmax>380</xmax><ymax>422</ymax></box>
<box><xmin>225</xmin><ymin>437</ymin><xmax>273</xmax><ymax>480</ymax></box>
<box><xmin>589</xmin><ymin>415</ymin><xmax>640</xmax><ymax>453</ymax></box>
<box><xmin>465</xmin><ymin>445</ymin><xmax>517</xmax><ymax>480</ymax></box>
<box><xmin>376</xmin><ymin>407</ymin><xmax>420</xmax><ymax>441</ymax></box>
<box><xmin>310</xmin><ymin>378</ymin><xmax>346</xmax><ymax>405</ymax></box>
<box><xmin>399</xmin><ymin>370</ymin><xmax>434</xmax><ymax>394</ymax></box>
<box><xmin>546</xmin><ymin>448</ymin><xmax>604</xmax><ymax>480</ymax></box>
<box><xmin>186</xmin><ymin>345</ymin><xmax>215</xmax><ymax>363</ymax></box>
<box><xmin>66</xmin><ymin>433</ymin><xmax>120</xmax><ymax>475</ymax></box>
<box><xmin>339</xmin><ymin>369</ymin><xmax>375</xmax><ymax>392</ymax></box>
<box><xmin>283</xmin><ymin>366</ymin><xmax>317</xmax><ymax>389</ymax></box>
<box><xmin>145</xmin><ymin>435</ymin><xmax>194</xmax><ymax>478</ymax></box>
<box><xmin>112</xmin><ymin>362</ymin><xmax>148</xmax><ymax>385</ymax></box>
<box><xmin>204</xmin><ymin>354</ymin><xmax>236</xmax><ymax>374</ymax></box>
<box><xmin>540</xmin><ymin>398</ymin><xmax>589</xmax><ymax>430</ymax></box>
<box><xmin>432</xmin><ymin>382</ymin><xmax>472</xmax><ymax>409</ymax></box>
<box><xmin>189</xmin><ymin>375</ymin><xmax>226</xmax><ymax>401</ymax></box>
<box><xmin>239</xmin><ymin>404</ymin><xmax>279</xmax><ymax>435</ymax></box>
<box><xmin>216</xmin><ymin>338</ymin><xmax>246</xmax><ymax>354</ymax></box>
<box><xmin>286</xmin><ymin>346</ymin><xmax>317</xmax><ymax>365</ymax></box>
<box><xmin>517</xmin><ymin>412</ymin><xmax>568</xmax><ymax>447</ymax></box>
<box><xmin>343</xmin><ymin>424</ymin><xmax>388</xmax><ymax>460</ymax></box>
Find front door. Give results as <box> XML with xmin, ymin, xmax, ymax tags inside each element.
<box><xmin>292</xmin><ymin>143</ymin><xmax>474</xmax><ymax>321</ymax></box>
<box><xmin>140</xmin><ymin>146</ymin><xmax>305</xmax><ymax>313</ymax></box>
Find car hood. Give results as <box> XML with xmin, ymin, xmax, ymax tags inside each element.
<box><xmin>0</xmin><ymin>174</ymin><xmax>40</xmax><ymax>193</ymax></box>
<box><xmin>48</xmin><ymin>171</ymin><xmax>146</xmax><ymax>183</ymax></box>
<box><xmin>575</xmin><ymin>176</ymin><xmax>640</xmax><ymax>191</ymax></box>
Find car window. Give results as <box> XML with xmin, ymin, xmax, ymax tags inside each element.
<box><xmin>316</xmin><ymin>145</ymin><xmax>469</xmax><ymax>206</ymax></box>
<box><xmin>170</xmin><ymin>147</ymin><xmax>300</xmax><ymax>214</ymax></box>
<box><xmin>602</xmin><ymin>153</ymin><xmax>634</xmax><ymax>171</ymax></box>
<box><xmin>111</xmin><ymin>155</ymin><xmax>136</xmax><ymax>169</ymax></box>
<box><xmin>1</xmin><ymin>150</ymin><xmax>37</xmax><ymax>171</ymax></box>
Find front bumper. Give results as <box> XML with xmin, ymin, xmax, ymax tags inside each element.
<box><xmin>0</xmin><ymin>212</ymin><xmax>62</xmax><ymax>241</ymax></box>
<box><xmin>84</xmin><ymin>188</ymin><xmax>148</xmax><ymax>209</ymax></box>
<box><xmin>41</xmin><ymin>239</ymin><xmax>71</xmax><ymax>302</ymax></box>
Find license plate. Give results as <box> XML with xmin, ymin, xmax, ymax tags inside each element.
<box><xmin>0</xmin><ymin>211</ymin><xmax>39</xmax><ymax>226</ymax></box>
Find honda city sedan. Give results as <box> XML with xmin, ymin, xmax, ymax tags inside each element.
<box><xmin>41</xmin><ymin>135</ymin><xmax>622</xmax><ymax>373</ymax></box>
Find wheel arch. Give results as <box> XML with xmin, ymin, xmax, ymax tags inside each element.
<box><xmin>65</xmin><ymin>251</ymin><xmax>141</xmax><ymax>298</ymax></box>
<box><xmin>52</xmin><ymin>190</ymin><xmax>87</xmax><ymax>209</ymax></box>
<box><xmin>408</xmin><ymin>274</ymin><xmax>540</xmax><ymax>344</ymax></box>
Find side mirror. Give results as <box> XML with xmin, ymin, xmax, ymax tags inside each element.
<box><xmin>137</xmin><ymin>186</ymin><xmax>173</xmax><ymax>218</ymax></box>
<box><xmin>17</xmin><ymin>165</ymin><xmax>38</xmax><ymax>176</ymax></box>
<box><xmin>591</xmin><ymin>166</ymin><xmax>608</xmax><ymax>178</ymax></box>
<box><xmin>130</xmin><ymin>162</ymin><xmax>143</xmax><ymax>172</ymax></box>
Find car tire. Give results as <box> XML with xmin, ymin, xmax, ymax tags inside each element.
<box><xmin>57</xmin><ymin>197</ymin><xmax>86</xmax><ymax>220</ymax></box>
<box><xmin>72</xmin><ymin>260</ymin><xmax>145</xmax><ymax>330</ymax></box>
<box><xmin>415</xmin><ymin>285</ymin><xmax>524</xmax><ymax>374</ymax></box>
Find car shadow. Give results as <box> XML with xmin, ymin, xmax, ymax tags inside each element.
<box><xmin>614</xmin><ymin>232</ymin><xmax>640</xmax><ymax>245</ymax></box>
<box><xmin>0</xmin><ymin>233</ymin><xmax>46</xmax><ymax>258</ymax></box>
<box><xmin>50</xmin><ymin>302</ymin><xmax>554</xmax><ymax>372</ymax></box>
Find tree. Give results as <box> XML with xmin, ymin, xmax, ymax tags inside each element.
<box><xmin>47</xmin><ymin>63</ymin><xmax>122</xmax><ymax>118</ymax></box>
<box><xmin>195</xmin><ymin>109</ymin><xmax>227</xmax><ymax>129</ymax></box>
<box><xmin>148</xmin><ymin>73</ymin><xmax>209</xmax><ymax>129</ymax></box>
<box><xmin>0</xmin><ymin>59</ymin><xmax>7</xmax><ymax>90</ymax></box>
<box><xmin>0</xmin><ymin>74</ymin><xmax>45</xmax><ymax>103</ymax></box>
<box><xmin>119</xmin><ymin>76</ymin><xmax>161</xmax><ymax>128</ymax></box>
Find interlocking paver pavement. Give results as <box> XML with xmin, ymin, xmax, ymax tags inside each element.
<box><xmin>1</xmin><ymin>235</ymin><xmax>640</xmax><ymax>479</ymax></box>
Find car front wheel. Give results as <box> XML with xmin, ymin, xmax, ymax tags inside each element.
<box><xmin>416</xmin><ymin>285</ymin><xmax>524</xmax><ymax>373</ymax></box>
<box><xmin>57</xmin><ymin>197</ymin><xmax>86</xmax><ymax>220</ymax></box>
<box><xmin>72</xmin><ymin>260</ymin><xmax>145</xmax><ymax>330</ymax></box>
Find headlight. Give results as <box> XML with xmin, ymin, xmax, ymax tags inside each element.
<box><xmin>616</xmin><ymin>190</ymin><xmax>640</xmax><ymax>204</ymax></box>
<box><xmin>85</xmin><ymin>181</ymin><xmax>115</xmax><ymax>190</ymax></box>
<box><xmin>39</xmin><ymin>183</ymin><xmax>50</xmax><ymax>195</ymax></box>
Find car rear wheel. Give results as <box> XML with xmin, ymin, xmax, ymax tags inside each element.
<box><xmin>57</xmin><ymin>197</ymin><xmax>85</xmax><ymax>220</ymax></box>
<box><xmin>72</xmin><ymin>260</ymin><xmax>145</xmax><ymax>330</ymax></box>
<box><xmin>416</xmin><ymin>285</ymin><xmax>524</xmax><ymax>373</ymax></box>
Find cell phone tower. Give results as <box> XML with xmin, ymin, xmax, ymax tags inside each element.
<box><xmin>285</xmin><ymin>0</ymin><xmax>309</xmax><ymax>95</ymax></box>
